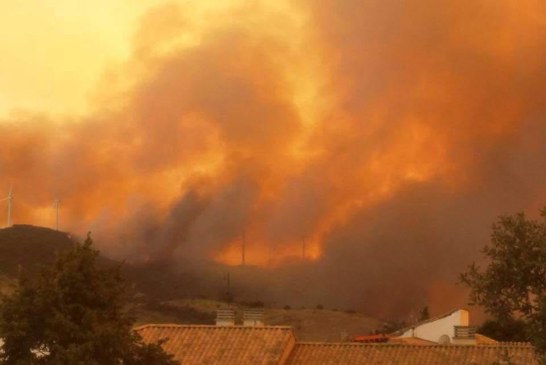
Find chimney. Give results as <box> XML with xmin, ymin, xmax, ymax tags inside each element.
<box><xmin>243</xmin><ymin>308</ymin><xmax>264</xmax><ymax>327</ymax></box>
<box><xmin>216</xmin><ymin>308</ymin><xmax>236</xmax><ymax>326</ymax></box>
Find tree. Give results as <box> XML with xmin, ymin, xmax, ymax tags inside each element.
<box><xmin>419</xmin><ymin>306</ymin><xmax>430</xmax><ymax>321</ymax></box>
<box><xmin>460</xmin><ymin>208</ymin><xmax>546</xmax><ymax>359</ymax></box>
<box><xmin>478</xmin><ymin>318</ymin><xmax>528</xmax><ymax>342</ymax></box>
<box><xmin>0</xmin><ymin>233</ymin><xmax>179</xmax><ymax>365</ymax></box>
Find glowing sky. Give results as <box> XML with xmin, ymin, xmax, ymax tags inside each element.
<box><xmin>0</xmin><ymin>0</ymin><xmax>273</xmax><ymax>117</ymax></box>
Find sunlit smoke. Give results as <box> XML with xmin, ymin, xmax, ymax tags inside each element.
<box><xmin>1</xmin><ymin>0</ymin><xmax>546</xmax><ymax>317</ymax></box>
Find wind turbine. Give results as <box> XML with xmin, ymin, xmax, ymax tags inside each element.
<box><xmin>1</xmin><ymin>185</ymin><xmax>13</xmax><ymax>227</ymax></box>
<box><xmin>53</xmin><ymin>199</ymin><xmax>60</xmax><ymax>230</ymax></box>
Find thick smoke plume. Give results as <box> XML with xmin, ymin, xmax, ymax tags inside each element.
<box><xmin>1</xmin><ymin>0</ymin><xmax>546</xmax><ymax>318</ymax></box>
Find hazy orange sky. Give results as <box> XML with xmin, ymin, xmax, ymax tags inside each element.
<box><xmin>0</xmin><ymin>0</ymin><xmax>302</xmax><ymax>117</ymax></box>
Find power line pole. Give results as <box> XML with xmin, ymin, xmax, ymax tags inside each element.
<box><xmin>302</xmin><ymin>236</ymin><xmax>306</xmax><ymax>259</ymax></box>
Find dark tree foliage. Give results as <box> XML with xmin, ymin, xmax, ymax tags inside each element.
<box><xmin>478</xmin><ymin>318</ymin><xmax>528</xmax><ymax>342</ymax></box>
<box><xmin>0</xmin><ymin>234</ymin><xmax>179</xmax><ymax>365</ymax></box>
<box><xmin>419</xmin><ymin>306</ymin><xmax>430</xmax><ymax>321</ymax></box>
<box><xmin>460</xmin><ymin>209</ymin><xmax>546</xmax><ymax>358</ymax></box>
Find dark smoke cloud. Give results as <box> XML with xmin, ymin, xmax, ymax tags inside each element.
<box><xmin>1</xmin><ymin>0</ymin><xmax>546</xmax><ymax>318</ymax></box>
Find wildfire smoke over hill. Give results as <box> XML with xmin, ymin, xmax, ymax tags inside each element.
<box><xmin>1</xmin><ymin>0</ymin><xmax>545</xmax><ymax>316</ymax></box>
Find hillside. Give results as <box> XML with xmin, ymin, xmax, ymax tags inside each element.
<box><xmin>0</xmin><ymin>225</ymin><xmax>215</xmax><ymax>324</ymax></box>
<box><xmin>168</xmin><ymin>299</ymin><xmax>383</xmax><ymax>341</ymax></box>
<box><xmin>0</xmin><ymin>225</ymin><xmax>382</xmax><ymax>340</ymax></box>
<box><xmin>267</xmin><ymin>307</ymin><xmax>382</xmax><ymax>341</ymax></box>
<box><xmin>0</xmin><ymin>225</ymin><xmax>76</xmax><ymax>278</ymax></box>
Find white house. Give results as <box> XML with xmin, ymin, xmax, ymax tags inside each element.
<box><xmin>396</xmin><ymin>309</ymin><xmax>478</xmax><ymax>344</ymax></box>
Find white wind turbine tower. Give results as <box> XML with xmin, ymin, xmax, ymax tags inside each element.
<box><xmin>1</xmin><ymin>185</ymin><xmax>13</xmax><ymax>227</ymax></box>
<box><xmin>53</xmin><ymin>199</ymin><xmax>60</xmax><ymax>231</ymax></box>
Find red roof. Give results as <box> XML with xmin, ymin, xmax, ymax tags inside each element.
<box><xmin>352</xmin><ymin>334</ymin><xmax>389</xmax><ymax>343</ymax></box>
<box><xmin>135</xmin><ymin>324</ymin><xmax>296</xmax><ymax>365</ymax></box>
<box><xmin>286</xmin><ymin>343</ymin><xmax>538</xmax><ymax>365</ymax></box>
<box><xmin>135</xmin><ymin>323</ymin><xmax>538</xmax><ymax>365</ymax></box>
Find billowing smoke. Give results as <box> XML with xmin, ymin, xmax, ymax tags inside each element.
<box><xmin>1</xmin><ymin>0</ymin><xmax>546</xmax><ymax>318</ymax></box>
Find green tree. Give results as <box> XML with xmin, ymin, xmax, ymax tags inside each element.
<box><xmin>0</xmin><ymin>233</ymin><xmax>178</xmax><ymax>365</ymax></box>
<box><xmin>478</xmin><ymin>318</ymin><xmax>528</xmax><ymax>342</ymax></box>
<box><xmin>460</xmin><ymin>208</ymin><xmax>546</xmax><ymax>359</ymax></box>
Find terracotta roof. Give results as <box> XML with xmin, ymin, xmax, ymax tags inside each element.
<box><xmin>388</xmin><ymin>336</ymin><xmax>438</xmax><ymax>345</ymax></box>
<box><xmin>286</xmin><ymin>343</ymin><xmax>538</xmax><ymax>365</ymax></box>
<box><xmin>353</xmin><ymin>334</ymin><xmax>389</xmax><ymax>343</ymax></box>
<box><xmin>475</xmin><ymin>334</ymin><xmax>498</xmax><ymax>345</ymax></box>
<box><xmin>135</xmin><ymin>324</ymin><xmax>296</xmax><ymax>365</ymax></box>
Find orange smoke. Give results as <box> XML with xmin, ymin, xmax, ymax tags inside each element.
<box><xmin>0</xmin><ymin>0</ymin><xmax>545</xmax><ymax>283</ymax></box>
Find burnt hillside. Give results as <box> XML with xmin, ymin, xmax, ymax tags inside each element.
<box><xmin>0</xmin><ymin>224</ymin><xmax>77</xmax><ymax>277</ymax></box>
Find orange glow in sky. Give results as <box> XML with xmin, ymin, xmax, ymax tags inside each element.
<box><xmin>1</xmin><ymin>0</ymin><xmax>545</xmax><ymax>269</ymax></box>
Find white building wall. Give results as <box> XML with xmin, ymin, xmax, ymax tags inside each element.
<box><xmin>400</xmin><ymin>309</ymin><xmax>469</xmax><ymax>344</ymax></box>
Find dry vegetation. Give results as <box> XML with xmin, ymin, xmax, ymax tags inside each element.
<box><xmin>170</xmin><ymin>299</ymin><xmax>382</xmax><ymax>341</ymax></box>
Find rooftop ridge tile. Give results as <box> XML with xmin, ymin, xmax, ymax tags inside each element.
<box><xmin>294</xmin><ymin>342</ymin><xmax>534</xmax><ymax>348</ymax></box>
<box><xmin>134</xmin><ymin>323</ymin><xmax>294</xmax><ymax>331</ymax></box>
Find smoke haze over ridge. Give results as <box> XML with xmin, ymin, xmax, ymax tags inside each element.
<box><xmin>1</xmin><ymin>0</ymin><xmax>546</xmax><ymax>317</ymax></box>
